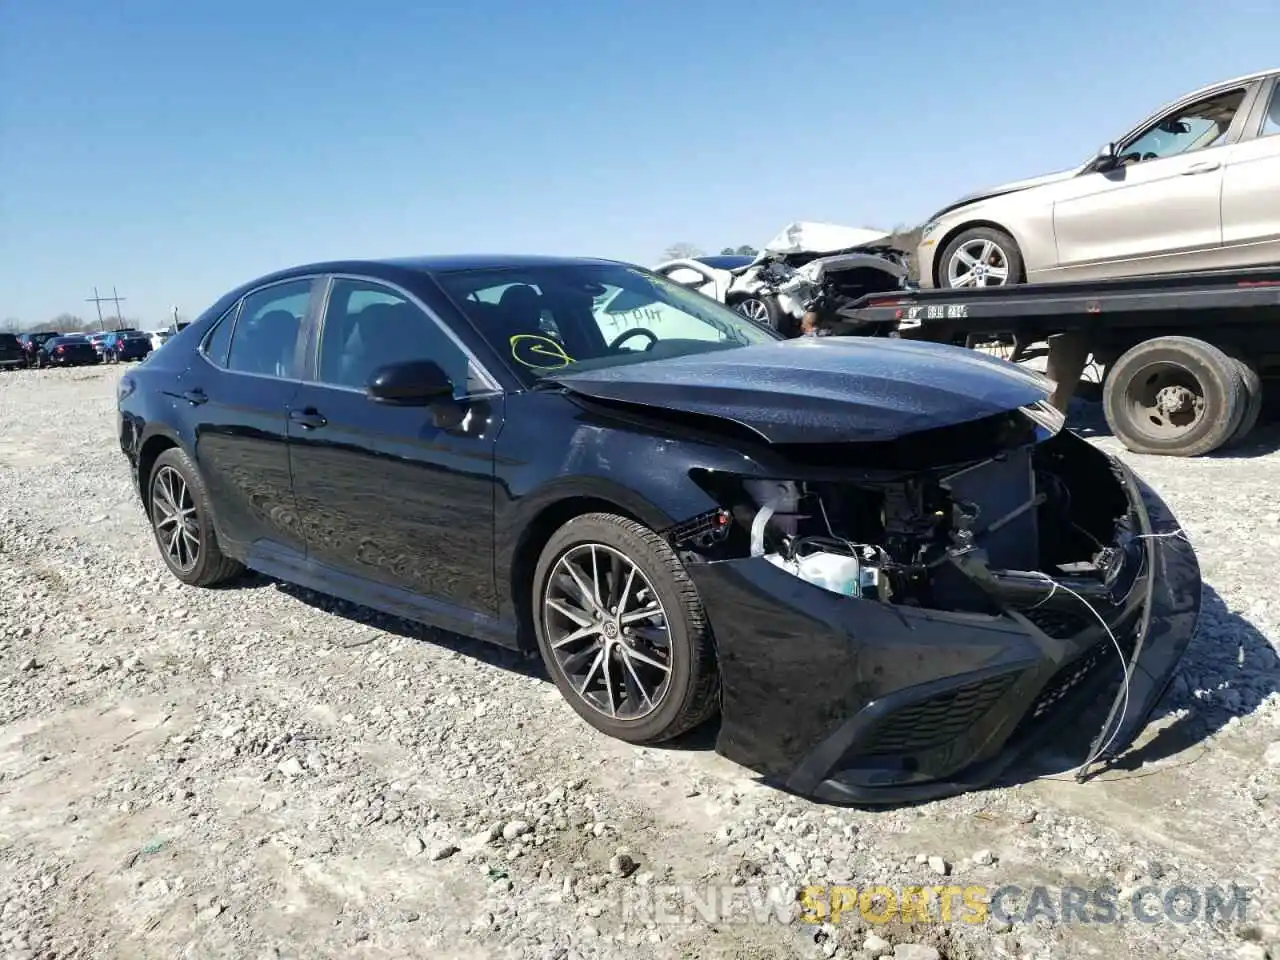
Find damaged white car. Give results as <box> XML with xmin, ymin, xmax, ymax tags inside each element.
<box><xmin>652</xmin><ymin>222</ymin><xmax>910</xmax><ymax>336</ymax></box>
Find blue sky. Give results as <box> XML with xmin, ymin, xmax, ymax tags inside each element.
<box><xmin>2</xmin><ymin>0</ymin><xmax>1278</xmax><ymax>325</ymax></box>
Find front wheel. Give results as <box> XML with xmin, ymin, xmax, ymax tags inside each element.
<box><xmin>531</xmin><ymin>512</ymin><xmax>720</xmax><ymax>744</ymax></box>
<box><xmin>939</xmin><ymin>226</ymin><xmax>1024</xmax><ymax>288</ymax></box>
<box><xmin>730</xmin><ymin>295</ymin><xmax>785</xmax><ymax>332</ymax></box>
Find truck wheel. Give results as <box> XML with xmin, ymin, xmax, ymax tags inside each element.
<box><xmin>1224</xmin><ymin>355</ymin><xmax>1264</xmax><ymax>447</ymax></box>
<box><xmin>938</xmin><ymin>227</ymin><xmax>1024</xmax><ymax>288</ymax></box>
<box><xmin>1102</xmin><ymin>336</ymin><xmax>1244</xmax><ymax>457</ymax></box>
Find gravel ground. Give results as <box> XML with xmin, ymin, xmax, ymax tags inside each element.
<box><xmin>1</xmin><ymin>363</ymin><xmax>1279</xmax><ymax>960</ymax></box>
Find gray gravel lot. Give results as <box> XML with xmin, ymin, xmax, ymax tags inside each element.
<box><xmin>1</xmin><ymin>363</ymin><xmax>1278</xmax><ymax>960</ymax></box>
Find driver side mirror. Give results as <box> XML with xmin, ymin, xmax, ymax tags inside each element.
<box><xmin>366</xmin><ymin>359</ymin><xmax>454</xmax><ymax>405</ymax></box>
<box><xmin>1089</xmin><ymin>142</ymin><xmax>1119</xmax><ymax>173</ymax></box>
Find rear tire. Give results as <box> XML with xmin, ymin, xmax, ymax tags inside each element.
<box><xmin>1223</xmin><ymin>354</ymin><xmax>1264</xmax><ymax>447</ymax></box>
<box><xmin>1102</xmin><ymin>336</ymin><xmax>1244</xmax><ymax>457</ymax></box>
<box><xmin>531</xmin><ymin>512</ymin><xmax>720</xmax><ymax>745</ymax></box>
<box><xmin>148</xmin><ymin>447</ymin><xmax>244</xmax><ymax>587</ymax></box>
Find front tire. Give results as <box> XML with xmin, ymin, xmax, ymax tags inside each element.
<box><xmin>148</xmin><ymin>447</ymin><xmax>244</xmax><ymax>586</ymax></box>
<box><xmin>730</xmin><ymin>294</ymin><xmax>786</xmax><ymax>333</ymax></box>
<box><xmin>531</xmin><ymin>512</ymin><xmax>720</xmax><ymax>744</ymax></box>
<box><xmin>939</xmin><ymin>226</ymin><xmax>1024</xmax><ymax>288</ymax></box>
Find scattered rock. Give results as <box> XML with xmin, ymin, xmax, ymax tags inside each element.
<box><xmin>609</xmin><ymin>852</ymin><xmax>638</xmax><ymax>878</ymax></box>
<box><xmin>277</xmin><ymin>757</ymin><xmax>304</xmax><ymax>779</ymax></box>
<box><xmin>429</xmin><ymin>842</ymin><xmax>460</xmax><ymax>862</ymax></box>
<box><xmin>893</xmin><ymin>945</ymin><xmax>941</xmax><ymax>960</ymax></box>
<box><xmin>864</xmin><ymin>933</ymin><xmax>891</xmax><ymax>953</ymax></box>
<box><xmin>502</xmin><ymin>820</ymin><xmax>530</xmax><ymax>842</ymax></box>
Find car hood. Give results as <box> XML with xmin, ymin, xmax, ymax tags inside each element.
<box><xmin>930</xmin><ymin>165</ymin><xmax>1086</xmax><ymax>219</ymax></box>
<box><xmin>548</xmin><ymin>337</ymin><xmax>1054</xmax><ymax>444</ymax></box>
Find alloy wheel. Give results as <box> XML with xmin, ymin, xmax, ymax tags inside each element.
<box><xmin>542</xmin><ymin>542</ymin><xmax>672</xmax><ymax>721</ymax></box>
<box><xmin>946</xmin><ymin>238</ymin><xmax>1011</xmax><ymax>287</ymax></box>
<box><xmin>735</xmin><ymin>298</ymin><xmax>771</xmax><ymax>325</ymax></box>
<box><xmin>151</xmin><ymin>465</ymin><xmax>201</xmax><ymax>572</ymax></box>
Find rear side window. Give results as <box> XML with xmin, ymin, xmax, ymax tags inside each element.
<box><xmin>201</xmin><ymin>304</ymin><xmax>240</xmax><ymax>367</ymax></box>
<box><xmin>0</xmin><ymin>334</ymin><xmax>18</xmax><ymax>348</ymax></box>
<box><xmin>225</xmin><ymin>279</ymin><xmax>314</xmax><ymax>378</ymax></box>
<box><xmin>1262</xmin><ymin>84</ymin><xmax>1280</xmax><ymax>138</ymax></box>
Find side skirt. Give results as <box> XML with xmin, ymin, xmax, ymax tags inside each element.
<box><xmin>244</xmin><ymin>541</ymin><xmax>521</xmax><ymax>650</ymax></box>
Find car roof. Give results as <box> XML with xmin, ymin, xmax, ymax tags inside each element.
<box><xmin>250</xmin><ymin>254</ymin><xmax>630</xmax><ymax>285</ymax></box>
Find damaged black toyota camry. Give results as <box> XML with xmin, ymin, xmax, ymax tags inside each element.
<box><xmin>116</xmin><ymin>254</ymin><xmax>1201</xmax><ymax>805</ymax></box>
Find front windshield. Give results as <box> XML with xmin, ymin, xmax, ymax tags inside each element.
<box><xmin>434</xmin><ymin>261</ymin><xmax>779</xmax><ymax>385</ymax></box>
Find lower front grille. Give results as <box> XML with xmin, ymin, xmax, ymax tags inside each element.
<box><xmin>857</xmin><ymin>672</ymin><xmax>1019</xmax><ymax>756</ymax></box>
<box><xmin>1022</xmin><ymin>606</ymin><xmax>1093</xmax><ymax>638</ymax></box>
<box><xmin>1024</xmin><ymin>625</ymin><xmax>1136</xmax><ymax>723</ymax></box>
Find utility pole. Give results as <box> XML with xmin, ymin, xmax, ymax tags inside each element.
<box><xmin>86</xmin><ymin>286</ymin><xmax>106</xmax><ymax>330</ymax></box>
<box><xmin>110</xmin><ymin>286</ymin><xmax>127</xmax><ymax>328</ymax></box>
<box><xmin>85</xmin><ymin>286</ymin><xmax>127</xmax><ymax>331</ymax></box>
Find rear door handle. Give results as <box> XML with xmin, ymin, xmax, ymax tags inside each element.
<box><xmin>289</xmin><ymin>408</ymin><xmax>327</xmax><ymax>429</ymax></box>
<box><xmin>1181</xmin><ymin>160</ymin><xmax>1221</xmax><ymax>174</ymax></box>
<box><xmin>181</xmin><ymin>389</ymin><xmax>207</xmax><ymax>406</ymax></box>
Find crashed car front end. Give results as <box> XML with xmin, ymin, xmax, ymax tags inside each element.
<box><xmin>551</xmin><ymin>336</ymin><xmax>1201</xmax><ymax>805</ymax></box>
<box><xmin>666</xmin><ymin>405</ymin><xmax>1200</xmax><ymax>805</ymax></box>
<box><xmin>725</xmin><ymin>222</ymin><xmax>910</xmax><ymax>330</ymax></box>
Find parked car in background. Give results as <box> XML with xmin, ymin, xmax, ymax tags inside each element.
<box><xmin>918</xmin><ymin>68</ymin><xmax>1280</xmax><ymax>289</ymax></box>
<box><xmin>17</xmin><ymin>331</ymin><xmax>61</xmax><ymax>366</ymax></box>
<box><xmin>105</xmin><ymin>329</ymin><xmax>154</xmax><ymax>363</ymax></box>
<box><xmin>116</xmin><ymin>254</ymin><xmax>1201</xmax><ymax>804</ymax></box>
<box><xmin>36</xmin><ymin>335</ymin><xmax>99</xmax><ymax>367</ymax></box>
<box><xmin>87</xmin><ymin>331</ymin><xmax>113</xmax><ymax>362</ymax></box>
<box><xmin>148</xmin><ymin>322</ymin><xmax>191</xmax><ymax>352</ymax></box>
<box><xmin>0</xmin><ymin>333</ymin><xmax>26</xmax><ymax>370</ymax></box>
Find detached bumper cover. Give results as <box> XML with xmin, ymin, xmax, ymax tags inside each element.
<box><xmin>688</xmin><ymin>465</ymin><xmax>1200</xmax><ymax>805</ymax></box>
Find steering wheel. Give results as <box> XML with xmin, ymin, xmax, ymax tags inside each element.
<box><xmin>608</xmin><ymin>327</ymin><xmax>659</xmax><ymax>352</ymax></box>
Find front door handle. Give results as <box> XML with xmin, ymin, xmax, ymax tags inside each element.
<box><xmin>181</xmin><ymin>388</ymin><xmax>207</xmax><ymax>406</ymax></box>
<box><xmin>1181</xmin><ymin>160</ymin><xmax>1221</xmax><ymax>174</ymax></box>
<box><xmin>289</xmin><ymin>408</ymin><xmax>327</xmax><ymax>429</ymax></box>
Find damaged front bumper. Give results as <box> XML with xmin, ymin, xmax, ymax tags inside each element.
<box><xmin>687</xmin><ymin>462</ymin><xmax>1200</xmax><ymax>805</ymax></box>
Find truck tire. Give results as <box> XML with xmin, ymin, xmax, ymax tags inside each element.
<box><xmin>1102</xmin><ymin>336</ymin><xmax>1245</xmax><ymax>457</ymax></box>
<box><xmin>1224</xmin><ymin>354</ymin><xmax>1264</xmax><ymax>447</ymax></box>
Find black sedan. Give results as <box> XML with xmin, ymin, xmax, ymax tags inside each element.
<box><xmin>116</xmin><ymin>255</ymin><xmax>1201</xmax><ymax>804</ymax></box>
<box><xmin>38</xmin><ymin>334</ymin><xmax>99</xmax><ymax>367</ymax></box>
<box><xmin>0</xmin><ymin>333</ymin><xmax>25</xmax><ymax>370</ymax></box>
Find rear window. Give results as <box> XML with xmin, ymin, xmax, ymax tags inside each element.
<box><xmin>0</xmin><ymin>333</ymin><xmax>19</xmax><ymax>348</ymax></box>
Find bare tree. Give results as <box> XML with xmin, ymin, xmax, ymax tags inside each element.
<box><xmin>51</xmin><ymin>313</ymin><xmax>85</xmax><ymax>331</ymax></box>
<box><xmin>662</xmin><ymin>242</ymin><xmax>704</xmax><ymax>261</ymax></box>
<box><xmin>1</xmin><ymin>317</ymin><xmax>20</xmax><ymax>333</ymax></box>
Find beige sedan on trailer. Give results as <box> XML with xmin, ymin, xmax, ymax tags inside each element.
<box><xmin>917</xmin><ymin>68</ymin><xmax>1280</xmax><ymax>289</ymax></box>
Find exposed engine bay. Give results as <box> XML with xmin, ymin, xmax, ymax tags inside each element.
<box><xmin>671</xmin><ymin>430</ymin><xmax>1134</xmax><ymax>631</ymax></box>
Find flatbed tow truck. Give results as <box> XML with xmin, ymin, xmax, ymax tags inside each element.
<box><xmin>840</xmin><ymin>264</ymin><xmax>1280</xmax><ymax>457</ymax></box>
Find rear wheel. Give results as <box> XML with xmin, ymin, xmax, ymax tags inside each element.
<box><xmin>1102</xmin><ymin>336</ymin><xmax>1244</xmax><ymax>457</ymax></box>
<box><xmin>148</xmin><ymin>447</ymin><xmax>244</xmax><ymax>586</ymax></box>
<box><xmin>531</xmin><ymin>512</ymin><xmax>720</xmax><ymax>744</ymax></box>
<box><xmin>1223</xmin><ymin>353</ymin><xmax>1264</xmax><ymax>447</ymax></box>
